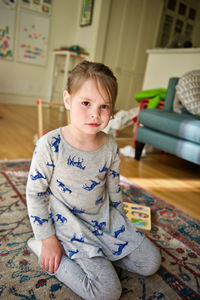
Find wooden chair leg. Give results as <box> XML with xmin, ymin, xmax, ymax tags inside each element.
<box><xmin>135</xmin><ymin>141</ymin><xmax>145</xmax><ymax>160</ymax></box>
<box><xmin>37</xmin><ymin>99</ymin><xmax>43</xmax><ymax>138</ymax></box>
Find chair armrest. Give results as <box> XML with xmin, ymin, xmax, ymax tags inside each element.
<box><xmin>133</xmin><ymin>98</ymin><xmax>164</xmax><ymax>143</ymax></box>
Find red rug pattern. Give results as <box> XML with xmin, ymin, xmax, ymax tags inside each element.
<box><xmin>0</xmin><ymin>160</ymin><xmax>199</xmax><ymax>300</ymax></box>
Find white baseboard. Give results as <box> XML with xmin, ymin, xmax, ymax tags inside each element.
<box><xmin>0</xmin><ymin>92</ymin><xmax>47</xmax><ymax>106</ymax></box>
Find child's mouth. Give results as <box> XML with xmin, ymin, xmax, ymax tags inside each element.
<box><xmin>87</xmin><ymin>123</ymin><xmax>100</xmax><ymax>127</ymax></box>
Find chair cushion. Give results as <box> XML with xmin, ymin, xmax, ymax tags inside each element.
<box><xmin>138</xmin><ymin>109</ymin><xmax>200</xmax><ymax>144</ymax></box>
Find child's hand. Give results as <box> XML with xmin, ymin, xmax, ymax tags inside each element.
<box><xmin>41</xmin><ymin>234</ymin><xmax>65</xmax><ymax>274</ymax></box>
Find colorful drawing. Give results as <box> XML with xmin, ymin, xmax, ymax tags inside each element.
<box><xmin>0</xmin><ymin>26</ymin><xmax>12</xmax><ymax>58</ymax></box>
<box><xmin>17</xmin><ymin>11</ymin><xmax>50</xmax><ymax>65</ymax></box>
<box><xmin>123</xmin><ymin>202</ymin><xmax>151</xmax><ymax>230</ymax></box>
<box><xmin>0</xmin><ymin>7</ymin><xmax>16</xmax><ymax>60</ymax></box>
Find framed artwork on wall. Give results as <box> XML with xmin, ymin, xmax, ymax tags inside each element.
<box><xmin>80</xmin><ymin>0</ymin><xmax>94</xmax><ymax>27</ymax></box>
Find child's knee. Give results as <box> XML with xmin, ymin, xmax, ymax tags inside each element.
<box><xmin>118</xmin><ymin>238</ymin><xmax>161</xmax><ymax>277</ymax></box>
<box><xmin>79</xmin><ymin>269</ymin><xmax>122</xmax><ymax>300</ymax></box>
<box><xmin>99</xmin><ymin>277</ymin><xmax>122</xmax><ymax>300</ymax></box>
<box><xmin>143</xmin><ymin>246</ymin><xmax>161</xmax><ymax>276</ymax></box>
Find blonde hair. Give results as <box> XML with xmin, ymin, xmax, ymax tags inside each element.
<box><xmin>67</xmin><ymin>61</ymin><xmax>118</xmax><ymax>111</ymax></box>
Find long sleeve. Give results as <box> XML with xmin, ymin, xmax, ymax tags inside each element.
<box><xmin>107</xmin><ymin>144</ymin><xmax>125</xmax><ymax>216</ymax></box>
<box><xmin>26</xmin><ymin>138</ymin><xmax>56</xmax><ymax>240</ymax></box>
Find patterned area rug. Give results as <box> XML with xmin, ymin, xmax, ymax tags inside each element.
<box><xmin>0</xmin><ymin>160</ymin><xmax>199</xmax><ymax>300</ymax></box>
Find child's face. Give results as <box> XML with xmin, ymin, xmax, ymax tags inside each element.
<box><xmin>64</xmin><ymin>79</ymin><xmax>111</xmax><ymax>135</ymax></box>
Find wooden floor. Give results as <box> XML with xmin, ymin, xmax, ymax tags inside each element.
<box><xmin>0</xmin><ymin>104</ymin><xmax>199</xmax><ymax>219</ymax></box>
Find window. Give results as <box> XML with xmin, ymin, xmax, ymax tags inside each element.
<box><xmin>157</xmin><ymin>0</ymin><xmax>198</xmax><ymax>47</ymax></box>
<box><xmin>178</xmin><ymin>3</ymin><xmax>186</xmax><ymax>15</ymax></box>
<box><xmin>188</xmin><ymin>7</ymin><xmax>196</xmax><ymax>20</ymax></box>
<box><xmin>174</xmin><ymin>19</ymin><xmax>183</xmax><ymax>34</ymax></box>
<box><xmin>160</xmin><ymin>15</ymin><xmax>173</xmax><ymax>47</ymax></box>
<box><xmin>168</xmin><ymin>0</ymin><xmax>177</xmax><ymax>10</ymax></box>
<box><xmin>185</xmin><ymin>24</ymin><xmax>193</xmax><ymax>39</ymax></box>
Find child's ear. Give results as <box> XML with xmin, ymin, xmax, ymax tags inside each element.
<box><xmin>63</xmin><ymin>90</ymin><xmax>71</xmax><ymax>110</ymax></box>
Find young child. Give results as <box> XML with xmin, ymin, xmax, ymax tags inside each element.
<box><xmin>26</xmin><ymin>61</ymin><xmax>161</xmax><ymax>300</ymax></box>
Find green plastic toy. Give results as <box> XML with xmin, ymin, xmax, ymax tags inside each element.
<box><xmin>135</xmin><ymin>88</ymin><xmax>167</xmax><ymax>108</ymax></box>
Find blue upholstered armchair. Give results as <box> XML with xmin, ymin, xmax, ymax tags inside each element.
<box><xmin>135</xmin><ymin>77</ymin><xmax>200</xmax><ymax>165</ymax></box>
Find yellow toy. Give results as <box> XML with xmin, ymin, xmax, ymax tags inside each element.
<box><xmin>123</xmin><ymin>202</ymin><xmax>151</xmax><ymax>231</ymax></box>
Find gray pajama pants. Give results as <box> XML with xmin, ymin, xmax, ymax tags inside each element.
<box><xmin>43</xmin><ymin>237</ymin><xmax>161</xmax><ymax>300</ymax></box>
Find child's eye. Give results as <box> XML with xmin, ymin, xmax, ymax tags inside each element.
<box><xmin>101</xmin><ymin>104</ymin><xmax>110</xmax><ymax>110</ymax></box>
<box><xmin>82</xmin><ymin>101</ymin><xmax>90</xmax><ymax>106</ymax></box>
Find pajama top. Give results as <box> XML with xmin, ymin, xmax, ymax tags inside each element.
<box><xmin>26</xmin><ymin>128</ymin><xmax>144</xmax><ymax>261</ymax></box>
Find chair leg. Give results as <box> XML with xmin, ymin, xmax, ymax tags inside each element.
<box><xmin>135</xmin><ymin>141</ymin><xmax>145</xmax><ymax>160</ymax></box>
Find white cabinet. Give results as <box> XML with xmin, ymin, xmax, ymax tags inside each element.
<box><xmin>142</xmin><ymin>48</ymin><xmax>200</xmax><ymax>90</ymax></box>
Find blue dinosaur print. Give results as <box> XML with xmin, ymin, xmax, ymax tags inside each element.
<box><xmin>99</xmin><ymin>164</ymin><xmax>109</xmax><ymax>173</ymax></box>
<box><xmin>49</xmin><ymin>212</ymin><xmax>55</xmax><ymax>224</ymax></box>
<box><xmin>109</xmin><ymin>169</ymin><xmax>119</xmax><ymax>178</ymax></box>
<box><xmin>112</xmin><ymin>241</ymin><xmax>128</xmax><ymax>256</ymax></box>
<box><xmin>71</xmin><ymin>233</ymin><xmax>84</xmax><ymax>243</ymax></box>
<box><xmin>83</xmin><ymin>180</ymin><xmax>100</xmax><ymax>191</ymax></box>
<box><xmin>46</xmin><ymin>162</ymin><xmax>55</xmax><ymax>168</ymax></box>
<box><xmin>49</xmin><ymin>211</ymin><xmax>55</xmax><ymax>224</ymax></box>
<box><xmin>67</xmin><ymin>155</ymin><xmax>86</xmax><ymax>170</ymax></box>
<box><xmin>31</xmin><ymin>215</ymin><xmax>48</xmax><ymax>225</ymax></box>
<box><xmin>92</xmin><ymin>220</ymin><xmax>106</xmax><ymax>229</ymax></box>
<box><xmin>50</xmin><ymin>134</ymin><xmax>61</xmax><ymax>152</ymax></box>
<box><xmin>114</xmin><ymin>225</ymin><xmax>125</xmax><ymax>238</ymax></box>
<box><xmin>93</xmin><ymin>229</ymin><xmax>103</xmax><ymax>236</ymax></box>
<box><xmin>37</xmin><ymin>191</ymin><xmax>46</xmax><ymax>197</ymax></box>
<box><xmin>117</xmin><ymin>186</ymin><xmax>121</xmax><ymax>193</ymax></box>
<box><xmin>71</xmin><ymin>206</ymin><xmax>85</xmax><ymax>214</ymax></box>
<box><xmin>95</xmin><ymin>197</ymin><xmax>104</xmax><ymax>205</ymax></box>
<box><xmin>97</xmin><ymin>248</ymin><xmax>107</xmax><ymax>257</ymax></box>
<box><xmin>112</xmin><ymin>201</ymin><xmax>121</xmax><ymax>208</ymax></box>
<box><xmin>67</xmin><ymin>249</ymin><xmax>79</xmax><ymax>259</ymax></box>
<box><xmin>47</xmin><ymin>188</ymin><xmax>53</xmax><ymax>195</ymax></box>
<box><xmin>136</xmin><ymin>230</ymin><xmax>144</xmax><ymax>236</ymax></box>
<box><xmin>56</xmin><ymin>179</ymin><xmax>72</xmax><ymax>194</ymax></box>
<box><xmin>30</xmin><ymin>169</ymin><xmax>47</xmax><ymax>181</ymax></box>
<box><xmin>91</xmin><ymin>220</ymin><xmax>106</xmax><ymax>236</ymax></box>
<box><xmin>56</xmin><ymin>214</ymin><xmax>67</xmax><ymax>223</ymax></box>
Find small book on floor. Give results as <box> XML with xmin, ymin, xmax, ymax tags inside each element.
<box><xmin>123</xmin><ymin>202</ymin><xmax>151</xmax><ymax>231</ymax></box>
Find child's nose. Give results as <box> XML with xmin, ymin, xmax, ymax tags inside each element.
<box><xmin>90</xmin><ymin>107</ymin><xmax>100</xmax><ymax>118</ymax></box>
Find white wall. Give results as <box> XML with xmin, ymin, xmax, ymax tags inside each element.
<box><xmin>0</xmin><ymin>0</ymin><xmax>79</xmax><ymax>105</ymax></box>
